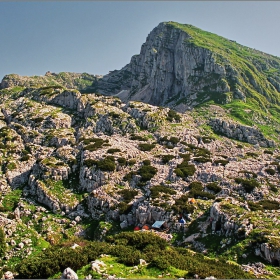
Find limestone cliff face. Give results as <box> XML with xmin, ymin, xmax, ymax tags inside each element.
<box><xmin>97</xmin><ymin>22</ymin><xmax>231</xmax><ymax>110</ymax></box>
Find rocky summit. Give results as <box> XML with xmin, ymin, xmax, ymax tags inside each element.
<box><xmin>1</xmin><ymin>21</ymin><xmax>280</xmax><ymax>279</ymax></box>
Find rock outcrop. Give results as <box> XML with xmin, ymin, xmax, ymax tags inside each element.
<box><xmin>96</xmin><ymin>22</ymin><xmax>231</xmax><ymax>110</ymax></box>
<box><xmin>209</xmin><ymin>118</ymin><xmax>275</xmax><ymax>147</ymax></box>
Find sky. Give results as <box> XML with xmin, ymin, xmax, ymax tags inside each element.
<box><xmin>1</xmin><ymin>1</ymin><xmax>280</xmax><ymax>80</ymax></box>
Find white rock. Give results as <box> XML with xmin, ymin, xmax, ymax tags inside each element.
<box><xmin>61</xmin><ymin>267</ymin><xmax>78</xmax><ymax>279</ymax></box>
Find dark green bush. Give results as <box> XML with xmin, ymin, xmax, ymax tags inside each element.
<box><xmin>150</xmin><ymin>185</ymin><xmax>176</xmax><ymax>199</ymax></box>
<box><xmin>128</xmin><ymin>159</ymin><xmax>136</xmax><ymax>166</ymax></box>
<box><xmin>117</xmin><ymin>157</ymin><xmax>127</xmax><ymax>166</ymax></box>
<box><xmin>193</xmin><ymin>157</ymin><xmax>212</xmax><ymax>163</ymax></box>
<box><xmin>161</xmin><ymin>154</ymin><xmax>175</xmax><ymax>164</ymax></box>
<box><xmin>83</xmin><ymin>138</ymin><xmax>108</xmax><ymax>151</ymax></box>
<box><xmin>109</xmin><ymin>112</ymin><xmax>119</xmax><ymax>118</ymax></box>
<box><xmin>169</xmin><ymin>136</ymin><xmax>180</xmax><ymax>145</ymax></box>
<box><xmin>118</xmin><ymin>202</ymin><xmax>132</xmax><ymax>214</ymax></box>
<box><xmin>269</xmin><ymin>184</ymin><xmax>278</xmax><ymax>193</ymax></box>
<box><xmin>179</xmin><ymin>153</ymin><xmax>191</xmax><ymax>161</ymax></box>
<box><xmin>235</xmin><ymin>178</ymin><xmax>260</xmax><ymax>192</ymax></box>
<box><xmin>83</xmin><ymin>158</ymin><xmax>96</xmax><ymax>167</ymax></box>
<box><xmin>143</xmin><ymin>159</ymin><xmax>151</xmax><ymax>166</ymax></box>
<box><xmin>123</xmin><ymin>171</ymin><xmax>137</xmax><ymax>182</ymax></box>
<box><xmin>175</xmin><ymin>158</ymin><xmax>196</xmax><ymax>178</ymax></box>
<box><xmin>130</xmin><ymin>134</ymin><xmax>147</xmax><ymax>141</ymax></box>
<box><xmin>194</xmin><ymin>147</ymin><xmax>211</xmax><ymax>158</ymax></box>
<box><xmin>93</xmin><ymin>156</ymin><xmax>116</xmax><ymax>171</ymax></box>
<box><xmin>246</xmin><ymin>152</ymin><xmax>258</xmax><ymax>158</ymax></box>
<box><xmin>138</xmin><ymin>165</ymin><xmax>157</xmax><ymax>182</ymax></box>
<box><xmin>172</xmin><ymin>195</ymin><xmax>195</xmax><ymax>214</ymax></box>
<box><xmin>264</xmin><ymin>150</ymin><xmax>273</xmax><ymax>154</ymax></box>
<box><xmin>138</xmin><ymin>143</ymin><xmax>155</xmax><ymax>151</ymax></box>
<box><xmin>248</xmin><ymin>199</ymin><xmax>279</xmax><ymax>211</ymax></box>
<box><xmin>248</xmin><ymin>201</ymin><xmax>262</xmax><ymax>211</ymax></box>
<box><xmin>16</xmin><ymin>231</ymin><xmax>253</xmax><ymax>279</ymax></box>
<box><xmin>206</xmin><ymin>182</ymin><xmax>222</xmax><ymax>193</ymax></box>
<box><xmin>107</xmin><ymin>148</ymin><xmax>121</xmax><ymax>154</ymax></box>
<box><xmin>167</xmin><ymin>109</ymin><xmax>181</xmax><ymax>122</ymax></box>
<box><xmin>265</xmin><ymin>168</ymin><xmax>276</xmax><ymax>175</ymax></box>
<box><xmin>260</xmin><ymin>199</ymin><xmax>279</xmax><ymax>210</ymax></box>
<box><xmin>189</xmin><ymin>181</ymin><xmax>203</xmax><ymax>191</ymax></box>
<box><xmin>118</xmin><ymin>189</ymin><xmax>138</xmax><ymax>203</ymax></box>
<box><xmin>20</xmin><ymin>154</ymin><xmax>30</xmax><ymax>161</ymax></box>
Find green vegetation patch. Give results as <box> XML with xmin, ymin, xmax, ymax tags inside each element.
<box><xmin>150</xmin><ymin>185</ymin><xmax>176</xmax><ymax>199</ymax></box>
<box><xmin>16</xmin><ymin>231</ymin><xmax>254</xmax><ymax>279</ymax></box>
<box><xmin>0</xmin><ymin>189</ymin><xmax>22</xmax><ymax>212</ymax></box>
<box><xmin>235</xmin><ymin>178</ymin><xmax>260</xmax><ymax>192</ymax></box>
<box><xmin>138</xmin><ymin>164</ymin><xmax>158</xmax><ymax>182</ymax></box>
<box><xmin>138</xmin><ymin>143</ymin><xmax>156</xmax><ymax>151</ymax></box>
<box><xmin>82</xmin><ymin>137</ymin><xmax>109</xmax><ymax>151</ymax></box>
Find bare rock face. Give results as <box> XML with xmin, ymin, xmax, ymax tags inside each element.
<box><xmin>96</xmin><ymin>22</ymin><xmax>231</xmax><ymax>109</ymax></box>
<box><xmin>209</xmin><ymin>118</ymin><xmax>275</xmax><ymax>147</ymax></box>
<box><xmin>260</xmin><ymin>243</ymin><xmax>280</xmax><ymax>265</ymax></box>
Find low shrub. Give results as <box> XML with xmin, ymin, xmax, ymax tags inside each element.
<box><xmin>194</xmin><ymin>147</ymin><xmax>211</xmax><ymax>158</ymax></box>
<box><xmin>265</xmin><ymin>168</ymin><xmax>276</xmax><ymax>175</ymax></box>
<box><xmin>172</xmin><ymin>195</ymin><xmax>195</xmax><ymax>214</ymax></box>
<box><xmin>264</xmin><ymin>150</ymin><xmax>273</xmax><ymax>155</ymax></box>
<box><xmin>150</xmin><ymin>185</ymin><xmax>176</xmax><ymax>199</ymax></box>
<box><xmin>107</xmin><ymin>148</ymin><xmax>121</xmax><ymax>154</ymax></box>
<box><xmin>20</xmin><ymin>154</ymin><xmax>30</xmax><ymax>161</ymax></box>
<box><xmin>235</xmin><ymin>178</ymin><xmax>260</xmax><ymax>192</ymax></box>
<box><xmin>123</xmin><ymin>171</ymin><xmax>137</xmax><ymax>182</ymax></box>
<box><xmin>179</xmin><ymin>153</ymin><xmax>191</xmax><ymax>161</ymax></box>
<box><xmin>118</xmin><ymin>189</ymin><xmax>138</xmax><ymax>203</ymax></box>
<box><xmin>109</xmin><ymin>112</ymin><xmax>119</xmax><ymax>118</ymax></box>
<box><xmin>143</xmin><ymin>159</ymin><xmax>151</xmax><ymax>166</ymax></box>
<box><xmin>130</xmin><ymin>134</ymin><xmax>147</xmax><ymax>141</ymax></box>
<box><xmin>167</xmin><ymin>109</ymin><xmax>181</xmax><ymax>122</ymax></box>
<box><xmin>128</xmin><ymin>159</ymin><xmax>136</xmax><ymax>166</ymax></box>
<box><xmin>117</xmin><ymin>157</ymin><xmax>127</xmax><ymax>166</ymax></box>
<box><xmin>248</xmin><ymin>200</ymin><xmax>279</xmax><ymax>211</ymax></box>
<box><xmin>138</xmin><ymin>165</ymin><xmax>157</xmax><ymax>182</ymax></box>
<box><xmin>269</xmin><ymin>184</ymin><xmax>278</xmax><ymax>193</ymax></box>
<box><xmin>83</xmin><ymin>158</ymin><xmax>96</xmax><ymax>167</ymax></box>
<box><xmin>138</xmin><ymin>143</ymin><xmax>155</xmax><ymax>151</ymax></box>
<box><xmin>83</xmin><ymin>138</ymin><xmax>108</xmax><ymax>151</ymax></box>
<box><xmin>246</xmin><ymin>152</ymin><xmax>258</xmax><ymax>158</ymax></box>
<box><xmin>93</xmin><ymin>156</ymin><xmax>116</xmax><ymax>171</ymax></box>
<box><xmin>193</xmin><ymin>157</ymin><xmax>212</xmax><ymax>163</ymax></box>
<box><xmin>169</xmin><ymin>136</ymin><xmax>180</xmax><ymax>145</ymax></box>
<box><xmin>175</xmin><ymin>158</ymin><xmax>196</xmax><ymax>178</ymax></box>
<box><xmin>118</xmin><ymin>202</ymin><xmax>132</xmax><ymax>215</ymax></box>
<box><xmin>206</xmin><ymin>182</ymin><xmax>222</xmax><ymax>193</ymax></box>
<box><xmin>161</xmin><ymin>154</ymin><xmax>175</xmax><ymax>164</ymax></box>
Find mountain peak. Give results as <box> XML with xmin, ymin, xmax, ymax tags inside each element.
<box><xmin>95</xmin><ymin>21</ymin><xmax>280</xmax><ymax>113</ymax></box>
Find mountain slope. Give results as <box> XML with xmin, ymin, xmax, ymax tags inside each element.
<box><xmin>1</xmin><ymin>21</ymin><xmax>280</xmax><ymax>279</ymax></box>
<box><xmin>96</xmin><ymin>21</ymin><xmax>280</xmax><ymax>111</ymax></box>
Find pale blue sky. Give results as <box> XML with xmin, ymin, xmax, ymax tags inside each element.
<box><xmin>1</xmin><ymin>2</ymin><xmax>280</xmax><ymax>80</ymax></box>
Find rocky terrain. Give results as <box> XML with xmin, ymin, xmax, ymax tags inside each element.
<box><xmin>1</xmin><ymin>21</ymin><xmax>280</xmax><ymax>279</ymax></box>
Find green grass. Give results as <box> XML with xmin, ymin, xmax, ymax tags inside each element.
<box><xmin>0</xmin><ymin>189</ymin><xmax>22</xmax><ymax>212</ymax></box>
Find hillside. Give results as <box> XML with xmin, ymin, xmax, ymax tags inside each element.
<box><xmin>0</xmin><ymin>21</ymin><xmax>280</xmax><ymax>279</ymax></box>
